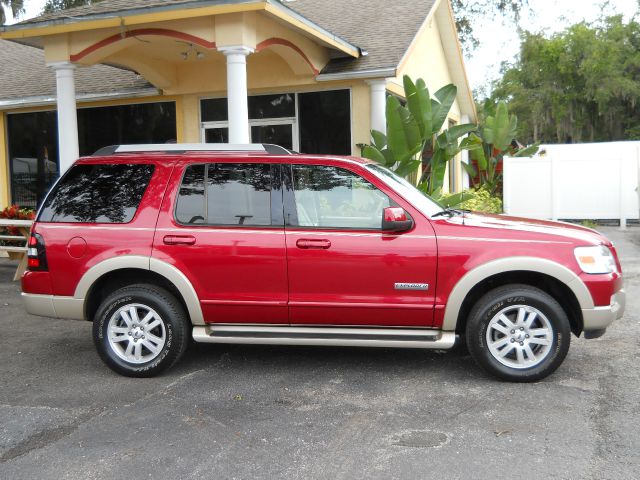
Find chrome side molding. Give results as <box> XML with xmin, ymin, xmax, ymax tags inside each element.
<box><xmin>192</xmin><ymin>325</ymin><xmax>456</xmax><ymax>349</ymax></box>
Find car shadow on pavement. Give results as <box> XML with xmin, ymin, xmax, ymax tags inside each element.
<box><xmin>174</xmin><ymin>340</ymin><xmax>478</xmax><ymax>380</ymax></box>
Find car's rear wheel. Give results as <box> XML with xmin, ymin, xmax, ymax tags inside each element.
<box><xmin>465</xmin><ymin>284</ymin><xmax>570</xmax><ymax>382</ymax></box>
<box><xmin>93</xmin><ymin>284</ymin><xmax>190</xmax><ymax>377</ymax></box>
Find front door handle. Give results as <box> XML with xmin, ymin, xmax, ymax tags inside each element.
<box><xmin>296</xmin><ymin>238</ymin><xmax>331</xmax><ymax>249</ymax></box>
<box><xmin>163</xmin><ymin>235</ymin><xmax>196</xmax><ymax>246</ymax></box>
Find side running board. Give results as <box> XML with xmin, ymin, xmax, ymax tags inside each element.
<box><xmin>192</xmin><ymin>325</ymin><xmax>456</xmax><ymax>349</ymax></box>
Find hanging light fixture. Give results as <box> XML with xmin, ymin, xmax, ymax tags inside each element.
<box><xmin>178</xmin><ymin>42</ymin><xmax>205</xmax><ymax>60</ymax></box>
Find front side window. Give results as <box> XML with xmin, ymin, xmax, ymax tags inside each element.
<box><xmin>39</xmin><ymin>164</ymin><xmax>154</xmax><ymax>223</ymax></box>
<box><xmin>291</xmin><ymin>165</ymin><xmax>390</xmax><ymax>229</ymax></box>
<box><xmin>175</xmin><ymin>163</ymin><xmax>272</xmax><ymax>226</ymax></box>
<box><xmin>365</xmin><ymin>164</ymin><xmax>443</xmax><ymax>218</ymax></box>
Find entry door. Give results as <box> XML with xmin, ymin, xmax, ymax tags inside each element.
<box><xmin>153</xmin><ymin>162</ymin><xmax>288</xmax><ymax>324</ymax></box>
<box><xmin>283</xmin><ymin>164</ymin><xmax>438</xmax><ymax>327</ymax></box>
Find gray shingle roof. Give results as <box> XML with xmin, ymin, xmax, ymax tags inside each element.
<box><xmin>0</xmin><ymin>39</ymin><xmax>155</xmax><ymax>105</ymax></box>
<box><xmin>16</xmin><ymin>0</ymin><xmax>219</xmax><ymax>23</ymax></box>
<box><xmin>6</xmin><ymin>0</ymin><xmax>437</xmax><ymax>76</ymax></box>
<box><xmin>293</xmin><ymin>0</ymin><xmax>436</xmax><ymax>75</ymax></box>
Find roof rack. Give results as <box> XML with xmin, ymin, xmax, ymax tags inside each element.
<box><xmin>92</xmin><ymin>143</ymin><xmax>294</xmax><ymax>156</ymax></box>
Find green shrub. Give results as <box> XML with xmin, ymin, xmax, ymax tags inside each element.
<box><xmin>440</xmin><ymin>186</ymin><xmax>503</xmax><ymax>214</ymax></box>
<box><xmin>580</xmin><ymin>220</ymin><xmax>598</xmax><ymax>229</ymax></box>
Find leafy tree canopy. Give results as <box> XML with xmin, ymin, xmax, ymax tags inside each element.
<box><xmin>0</xmin><ymin>0</ymin><xmax>24</xmax><ymax>25</ymax></box>
<box><xmin>42</xmin><ymin>0</ymin><xmax>102</xmax><ymax>14</ymax></box>
<box><xmin>452</xmin><ymin>0</ymin><xmax>527</xmax><ymax>50</ymax></box>
<box><xmin>486</xmin><ymin>15</ymin><xmax>640</xmax><ymax>144</ymax></box>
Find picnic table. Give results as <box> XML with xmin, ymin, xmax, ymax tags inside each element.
<box><xmin>0</xmin><ymin>219</ymin><xmax>34</xmax><ymax>281</ymax></box>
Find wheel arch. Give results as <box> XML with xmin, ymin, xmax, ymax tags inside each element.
<box><xmin>442</xmin><ymin>257</ymin><xmax>592</xmax><ymax>335</ymax></box>
<box><xmin>75</xmin><ymin>255</ymin><xmax>204</xmax><ymax>325</ymax></box>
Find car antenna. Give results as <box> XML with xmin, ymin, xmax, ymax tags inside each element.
<box><xmin>461</xmin><ymin>190</ymin><xmax>466</xmax><ymax>226</ymax></box>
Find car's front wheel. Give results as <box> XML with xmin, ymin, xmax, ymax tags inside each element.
<box><xmin>93</xmin><ymin>284</ymin><xmax>190</xmax><ymax>377</ymax></box>
<box><xmin>466</xmin><ymin>284</ymin><xmax>571</xmax><ymax>382</ymax></box>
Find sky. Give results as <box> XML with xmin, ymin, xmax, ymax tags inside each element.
<box><xmin>3</xmin><ymin>0</ymin><xmax>640</xmax><ymax>92</ymax></box>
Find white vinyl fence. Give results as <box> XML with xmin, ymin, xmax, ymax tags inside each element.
<box><xmin>503</xmin><ymin>142</ymin><xmax>640</xmax><ymax>227</ymax></box>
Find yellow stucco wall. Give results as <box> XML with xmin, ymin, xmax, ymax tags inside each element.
<box><xmin>0</xmin><ymin>112</ymin><xmax>9</xmax><ymax>207</ymax></box>
<box><xmin>390</xmin><ymin>11</ymin><xmax>465</xmax><ymax>193</ymax></box>
<box><xmin>182</xmin><ymin>94</ymin><xmax>201</xmax><ymax>143</ymax></box>
<box><xmin>350</xmin><ymin>82</ymin><xmax>372</xmax><ymax>153</ymax></box>
<box><xmin>395</xmin><ymin>16</ymin><xmax>461</xmax><ymax>120</ymax></box>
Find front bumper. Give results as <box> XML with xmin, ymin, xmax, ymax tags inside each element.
<box><xmin>581</xmin><ymin>288</ymin><xmax>625</xmax><ymax>333</ymax></box>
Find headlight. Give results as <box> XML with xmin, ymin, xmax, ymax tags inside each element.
<box><xmin>574</xmin><ymin>245</ymin><xmax>618</xmax><ymax>274</ymax></box>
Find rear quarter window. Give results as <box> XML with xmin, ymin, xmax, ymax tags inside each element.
<box><xmin>39</xmin><ymin>163</ymin><xmax>155</xmax><ymax>223</ymax></box>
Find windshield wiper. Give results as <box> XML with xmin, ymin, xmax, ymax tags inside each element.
<box><xmin>432</xmin><ymin>208</ymin><xmax>462</xmax><ymax>218</ymax></box>
<box><xmin>432</xmin><ymin>208</ymin><xmax>472</xmax><ymax>218</ymax></box>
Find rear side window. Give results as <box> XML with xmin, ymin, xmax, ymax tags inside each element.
<box><xmin>175</xmin><ymin>163</ymin><xmax>272</xmax><ymax>226</ymax></box>
<box><xmin>39</xmin><ymin>164</ymin><xmax>154</xmax><ymax>223</ymax></box>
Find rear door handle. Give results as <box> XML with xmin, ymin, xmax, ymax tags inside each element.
<box><xmin>163</xmin><ymin>235</ymin><xmax>196</xmax><ymax>246</ymax></box>
<box><xmin>296</xmin><ymin>238</ymin><xmax>331</xmax><ymax>249</ymax></box>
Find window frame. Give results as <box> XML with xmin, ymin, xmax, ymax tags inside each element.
<box><xmin>173</xmin><ymin>162</ymin><xmax>284</xmax><ymax>229</ymax></box>
<box><xmin>283</xmin><ymin>163</ymin><xmax>394</xmax><ymax>232</ymax></box>
<box><xmin>199</xmin><ymin>88</ymin><xmax>353</xmax><ymax>154</ymax></box>
<box><xmin>200</xmin><ymin>118</ymin><xmax>299</xmax><ymax>151</ymax></box>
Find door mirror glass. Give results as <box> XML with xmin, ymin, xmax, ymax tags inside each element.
<box><xmin>382</xmin><ymin>207</ymin><xmax>413</xmax><ymax>232</ymax></box>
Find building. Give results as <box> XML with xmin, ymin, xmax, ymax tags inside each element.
<box><xmin>0</xmin><ymin>0</ymin><xmax>476</xmax><ymax>208</ymax></box>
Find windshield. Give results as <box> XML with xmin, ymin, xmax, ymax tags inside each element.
<box><xmin>365</xmin><ymin>164</ymin><xmax>444</xmax><ymax>218</ymax></box>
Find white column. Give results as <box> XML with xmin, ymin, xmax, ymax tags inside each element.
<box><xmin>367</xmin><ymin>79</ymin><xmax>388</xmax><ymax>135</ymax></box>
<box><xmin>49</xmin><ymin>62</ymin><xmax>79</xmax><ymax>174</ymax></box>
<box><xmin>460</xmin><ymin>114</ymin><xmax>471</xmax><ymax>190</ymax></box>
<box><xmin>219</xmin><ymin>46</ymin><xmax>253</xmax><ymax>144</ymax></box>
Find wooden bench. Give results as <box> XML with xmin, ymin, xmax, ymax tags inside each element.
<box><xmin>0</xmin><ymin>219</ymin><xmax>33</xmax><ymax>281</ymax></box>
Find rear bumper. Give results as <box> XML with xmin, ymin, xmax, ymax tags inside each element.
<box><xmin>581</xmin><ymin>288</ymin><xmax>625</xmax><ymax>334</ymax></box>
<box><xmin>22</xmin><ymin>293</ymin><xmax>85</xmax><ymax>320</ymax></box>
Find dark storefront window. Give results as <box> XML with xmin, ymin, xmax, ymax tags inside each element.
<box><xmin>77</xmin><ymin>102</ymin><xmax>176</xmax><ymax>156</ymax></box>
<box><xmin>7</xmin><ymin>111</ymin><xmax>59</xmax><ymax>209</ymax></box>
<box><xmin>298</xmin><ymin>90</ymin><xmax>351</xmax><ymax>155</ymax></box>
<box><xmin>201</xmin><ymin>94</ymin><xmax>295</xmax><ymax>122</ymax></box>
<box><xmin>7</xmin><ymin>101</ymin><xmax>176</xmax><ymax>208</ymax></box>
<box><xmin>248</xmin><ymin>94</ymin><xmax>295</xmax><ymax>119</ymax></box>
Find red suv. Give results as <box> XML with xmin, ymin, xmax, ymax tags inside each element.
<box><xmin>21</xmin><ymin>144</ymin><xmax>625</xmax><ymax>381</ymax></box>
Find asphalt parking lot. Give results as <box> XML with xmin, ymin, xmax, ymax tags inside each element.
<box><xmin>1</xmin><ymin>226</ymin><xmax>639</xmax><ymax>480</ymax></box>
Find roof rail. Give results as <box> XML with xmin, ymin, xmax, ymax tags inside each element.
<box><xmin>92</xmin><ymin>143</ymin><xmax>293</xmax><ymax>156</ymax></box>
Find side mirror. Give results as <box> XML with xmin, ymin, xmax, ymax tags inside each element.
<box><xmin>382</xmin><ymin>207</ymin><xmax>413</xmax><ymax>232</ymax></box>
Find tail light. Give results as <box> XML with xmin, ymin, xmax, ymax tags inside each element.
<box><xmin>27</xmin><ymin>233</ymin><xmax>48</xmax><ymax>271</ymax></box>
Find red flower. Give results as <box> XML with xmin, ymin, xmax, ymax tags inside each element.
<box><xmin>0</xmin><ymin>204</ymin><xmax>35</xmax><ymax>237</ymax></box>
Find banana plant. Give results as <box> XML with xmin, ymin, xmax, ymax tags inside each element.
<box><xmin>462</xmin><ymin>101</ymin><xmax>540</xmax><ymax>194</ymax></box>
<box><xmin>362</xmin><ymin>76</ymin><xmax>477</xmax><ymax>197</ymax></box>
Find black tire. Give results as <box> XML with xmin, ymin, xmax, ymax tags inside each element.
<box><xmin>465</xmin><ymin>284</ymin><xmax>571</xmax><ymax>382</ymax></box>
<box><xmin>93</xmin><ymin>284</ymin><xmax>190</xmax><ymax>377</ymax></box>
